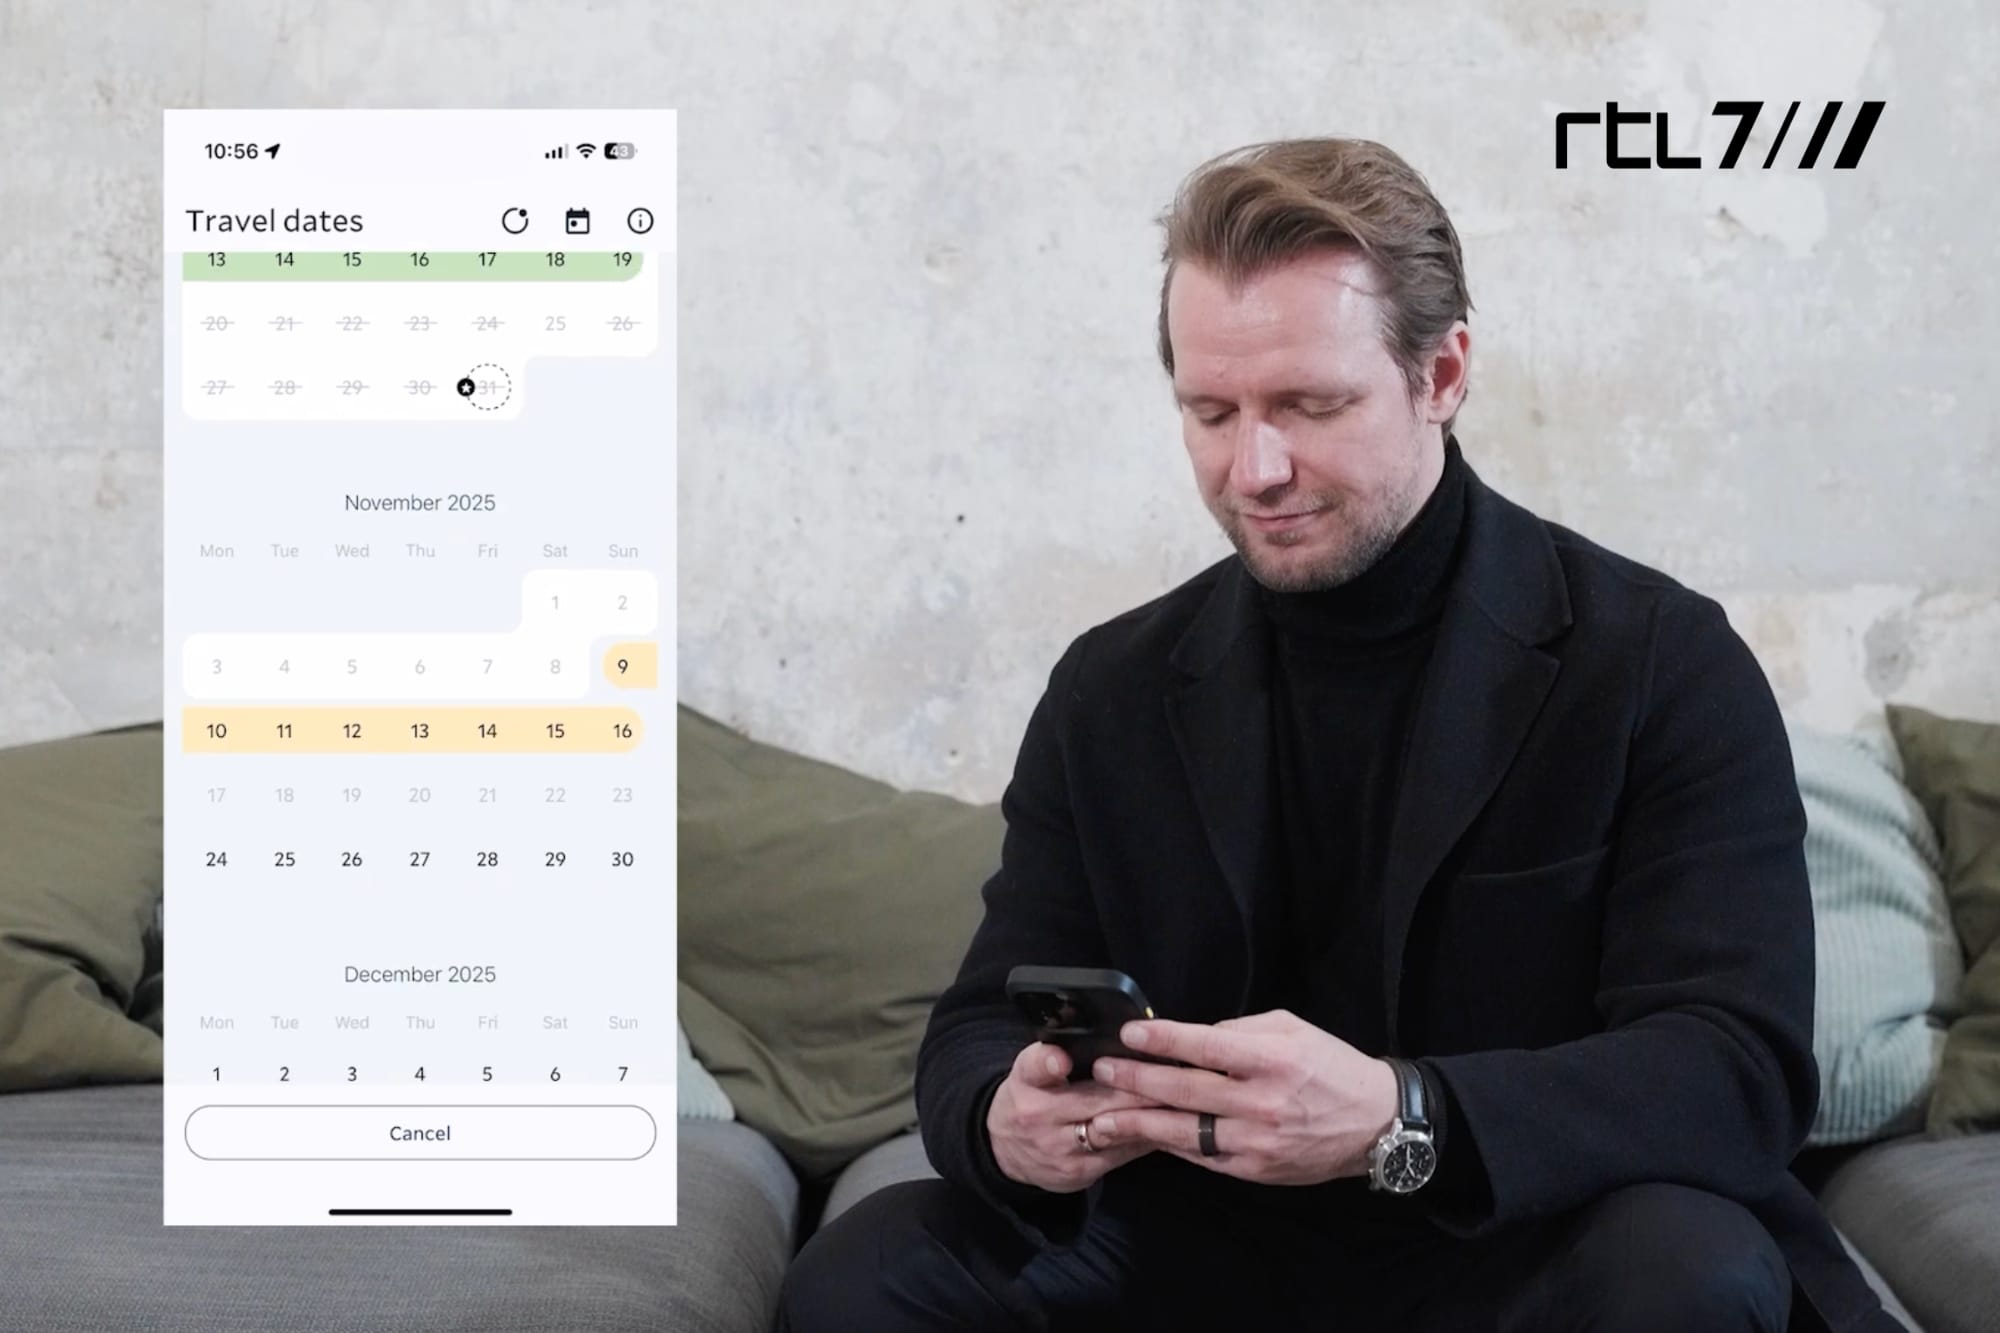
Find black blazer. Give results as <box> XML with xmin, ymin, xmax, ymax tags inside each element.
<box><xmin>917</xmin><ymin>452</ymin><xmax>1903</xmax><ymax>1333</ymax></box>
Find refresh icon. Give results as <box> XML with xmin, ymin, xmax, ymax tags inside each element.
<box><xmin>500</xmin><ymin>207</ymin><xmax>529</xmax><ymax>235</ymax></box>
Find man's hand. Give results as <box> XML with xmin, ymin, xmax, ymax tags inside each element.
<box><xmin>1083</xmin><ymin>1009</ymin><xmax>1400</xmax><ymax>1185</ymax></box>
<box><xmin>986</xmin><ymin>1040</ymin><xmax>1164</xmax><ymax>1194</ymax></box>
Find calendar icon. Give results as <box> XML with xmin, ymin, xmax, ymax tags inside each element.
<box><xmin>161</xmin><ymin>109</ymin><xmax>679</xmax><ymax>1227</ymax></box>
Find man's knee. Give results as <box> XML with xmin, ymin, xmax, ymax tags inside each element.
<box><xmin>1541</xmin><ymin>1181</ymin><xmax>1792</xmax><ymax>1332</ymax></box>
<box><xmin>778</xmin><ymin>1178</ymin><xmax>1039</xmax><ymax>1333</ymax></box>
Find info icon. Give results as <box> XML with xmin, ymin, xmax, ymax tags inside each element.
<box><xmin>564</xmin><ymin>207</ymin><xmax>591</xmax><ymax>235</ymax></box>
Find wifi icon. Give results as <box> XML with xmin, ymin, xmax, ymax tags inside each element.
<box><xmin>575</xmin><ymin>143</ymin><xmax>596</xmax><ymax>159</ymax></box>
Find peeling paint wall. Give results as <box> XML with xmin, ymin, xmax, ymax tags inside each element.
<box><xmin>0</xmin><ymin>0</ymin><xmax>1993</xmax><ymax>800</ymax></box>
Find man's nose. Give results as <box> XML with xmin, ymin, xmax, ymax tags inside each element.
<box><xmin>1228</xmin><ymin>417</ymin><xmax>1292</xmax><ymax>496</ymax></box>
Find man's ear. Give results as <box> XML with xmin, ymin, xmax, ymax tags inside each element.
<box><xmin>1423</xmin><ymin>322</ymin><xmax>1471</xmax><ymax>424</ymax></box>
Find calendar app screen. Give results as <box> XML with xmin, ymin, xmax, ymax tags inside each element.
<box><xmin>162</xmin><ymin>111</ymin><xmax>677</xmax><ymax>1225</ymax></box>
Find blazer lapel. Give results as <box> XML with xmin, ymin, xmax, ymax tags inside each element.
<box><xmin>1378</xmin><ymin>466</ymin><xmax>1572</xmax><ymax>1053</ymax></box>
<box><xmin>1164</xmin><ymin>557</ymin><xmax>1280</xmax><ymax>1011</ymax></box>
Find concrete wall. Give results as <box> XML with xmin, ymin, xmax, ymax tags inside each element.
<box><xmin>1</xmin><ymin>0</ymin><xmax>1993</xmax><ymax>801</ymax></box>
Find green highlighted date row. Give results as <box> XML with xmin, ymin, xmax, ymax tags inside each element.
<box><xmin>182</xmin><ymin>250</ymin><xmax>646</xmax><ymax>281</ymax></box>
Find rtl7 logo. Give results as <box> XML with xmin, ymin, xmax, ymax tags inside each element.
<box><xmin>1555</xmin><ymin>100</ymin><xmax>1884</xmax><ymax>169</ymax></box>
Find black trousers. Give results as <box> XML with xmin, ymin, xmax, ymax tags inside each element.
<box><xmin>779</xmin><ymin>1171</ymin><xmax>1794</xmax><ymax>1332</ymax></box>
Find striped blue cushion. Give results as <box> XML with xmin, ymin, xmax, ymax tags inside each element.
<box><xmin>1787</xmin><ymin>718</ymin><xmax>1963</xmax><ymax>1145</ymax></box>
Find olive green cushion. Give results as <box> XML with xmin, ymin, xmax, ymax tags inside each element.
<box><xmin>0</xmin><ymin>724</ymin><xmax>164</xmax><ymax>1092</ymax></box>
<box><xmin>677</xmin><ymin>706</ymin><xmax>996</xmax><ymax>1180</ymax></box>
<box><xmin>1887</xmin><ymin>704</ymin><xmax>2000</xmax><ymax>1138</ymax></box>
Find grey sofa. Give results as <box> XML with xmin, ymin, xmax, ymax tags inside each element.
<box><xmin>2</xmin><ymin>1081</ymin><xmax>1993</xmax><ymax>1332</ymax></box>
<box><xmin>5</xmin><ymin>705</ymin><xmax>1995</xmax><ymax>1331</ymax></box>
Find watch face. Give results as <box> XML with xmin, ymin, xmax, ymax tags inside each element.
<box><xmin>1384</xmin><ymin>1139</ymin><xmax>1437</xmax><ymax>1192</ymax></box>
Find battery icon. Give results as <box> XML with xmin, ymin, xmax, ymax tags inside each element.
<box><xmin>604</xmin><ymin>142</ymin><xmax>636</xmax><ymax>160</ymax></box>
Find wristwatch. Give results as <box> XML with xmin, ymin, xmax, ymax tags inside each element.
<box><xmin>1366</xmin><ymin>1058</ymin><xmax>1438</xmax><ymax>1194</ymax></box>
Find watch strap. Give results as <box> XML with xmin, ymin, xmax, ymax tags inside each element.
<box><xmin>1389</xmin><ymin>1058</ymin><xmax>1430</xmax><ymax>1133</ymax></box>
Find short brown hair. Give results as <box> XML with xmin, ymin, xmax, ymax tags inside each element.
<box><xmin>1156</xmin><ymin>138</ymin><xmax>1474</xmax><ymax>437</ymax></box>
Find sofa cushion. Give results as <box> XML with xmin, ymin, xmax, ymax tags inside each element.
<box><xmin>1816</xmin><ymin>1130</ymin><xmax>2000</xmax><ymax>1333</ymax></box>
<box><xmin>1887</xmin><ymin>705</ymin><xmax>2000</xmax><ymax>1138</ymax></box>
<box><xmin>678</xmin><ymin>705</ymin><xmax>996</xmax><ymax>1180</ymax></box>
<box><xmin>0</xmin><ymin>719</ymin><xmax>732</xmax><ymax>1124</ymax></box>
<box><xmin>1786</xmin><ymin>720</ymin><xmax>1961</xmax><ymax>1144</ymax></box>
<box><xmin>0</xmin><ymin>725</ymin><xmax>164</xmax><ymax>1093</ymax></box>
<box><xmin>0</xmin><ymin>1083</ymin><xmax>796</xmax><ymax>1333</ymax></box>
<box><xmin>1834</xmin><ymin>1228</ymin><xmax>1925</xmax><ymax>1333</ymax></box>
<box><xmin>819</xmin><ymin>1128</ymin><xmax>940</xmax><ymax>1230</ymax></box>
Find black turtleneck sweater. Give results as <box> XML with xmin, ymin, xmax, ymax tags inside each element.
<box><xmin>1258</xmin><ymin>436</ymin><xmax>1467</xmax><ymax>1049</ymax></box>
<box><xmin>1253</xmin><ymin>435</ymin><xmax>1484</xmax><ymax>1231</ymax></box>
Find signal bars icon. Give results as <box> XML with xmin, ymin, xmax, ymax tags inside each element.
<box><xmin>544</xmin><ymin>144</ymin><xmax>566</xmax><ymax>159</ymax></box>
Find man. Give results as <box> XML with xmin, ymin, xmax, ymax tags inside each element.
<box><xmin>780</xmin><ymin>138</ymin><xmax>1902</xmax><ymax>1331</ymax></box>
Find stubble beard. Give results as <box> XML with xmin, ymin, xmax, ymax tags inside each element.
<box><xmin>1222</xmin><ymin>457</ymin><xmax>1425</xmax><ymax>595</ymax></box>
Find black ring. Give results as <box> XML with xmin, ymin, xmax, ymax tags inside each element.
<box><xmin>1198</xmin><ymin>1111</ymin><xmax>1219</xmax><ymax>1158</ymax></box>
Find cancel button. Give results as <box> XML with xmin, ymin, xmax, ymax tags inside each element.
<box><xmin>390</xmin><ymin>1124</ymin><xmax>452</xmax><ymax>1143</ymax></box>
<box><xmin>185</xmin><ymin>1105</ymin><xmax>658</xmax><ymax>1159</ymax></box>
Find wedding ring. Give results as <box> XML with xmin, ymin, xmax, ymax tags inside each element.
<box><xmin>1198</xmin><ymin>1112</ymin><xmax>1219</xmax><ymax>1158</ymax></box>
<box><xmin>1075</xmin><ymin>1120</ymin><xmax>1098</xmax><ymax>1153</ymax></box>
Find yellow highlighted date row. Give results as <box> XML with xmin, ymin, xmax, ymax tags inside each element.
<box><xmin>182</xmin><ymin>707</ymin><xmax>643</xmax><ymax>754</ymax></box>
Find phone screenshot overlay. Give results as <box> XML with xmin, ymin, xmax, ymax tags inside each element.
<box><xmin>162</xmin><ymin>110</ymin><xmax>677</xmax><ymax>1225</ymax></box>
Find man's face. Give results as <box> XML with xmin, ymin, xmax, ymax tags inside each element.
<box><xmin>1169</xmin><ymin>249</ymin><xmax>1456</xmax><ymax>594</ymax></box>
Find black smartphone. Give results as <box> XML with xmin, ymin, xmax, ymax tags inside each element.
<box><xmin>1005</xmin><ymin>965</ymin><xmax>1175</xmax><ymax>1082</ymax></box>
